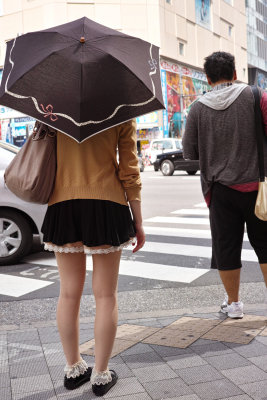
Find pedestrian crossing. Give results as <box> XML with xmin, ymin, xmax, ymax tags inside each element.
<box><xmin>0</xmin><ymin>202</ymin><xmax>254</xmax><ymax>298</ymax></box>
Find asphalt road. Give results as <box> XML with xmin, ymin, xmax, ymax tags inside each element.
<box><xmin>0</xmin><ymin>168</ymin><xmax>266</xmax><ymax>325</ymax></box>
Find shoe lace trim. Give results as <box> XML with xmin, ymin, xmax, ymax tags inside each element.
<box><xmin>91</xmin><ymin>366</ymin><xmax>112</xmax><ymax>385</ymax></box>
<box><xmin>64</xmin><ymin>359</ymin><xmax>88</xmax><ymax>379</ymax></box>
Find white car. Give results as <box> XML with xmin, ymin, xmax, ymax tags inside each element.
<box><xmin>145</xmin><ymin>138</ymin><xmax>183</xmax><ymax>165</ymax></box>
<box><xmin>0</xmin><ymin>141</ymin><xmax>46</xmax><ymax>265</ymax></box>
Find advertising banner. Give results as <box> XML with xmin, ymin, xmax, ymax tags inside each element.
<box><xmin>160</xmin><ymin>69</ymin><xmax>169</xmax><ymax>137</ymax></box>
<box><xmin>161</xmin><ymin>59</ymin><xmax>209</xmax><ymax>137</ymax></box>
<box><xmin>195</xmin><ymin>0</ymin><xmax>211</xmax><ymax>30</ymax></box>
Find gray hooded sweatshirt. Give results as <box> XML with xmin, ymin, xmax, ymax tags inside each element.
<box><xmin>182</xmin><ymin>84</ymin><xmax>267</xmax><ymax>200</ymax></box>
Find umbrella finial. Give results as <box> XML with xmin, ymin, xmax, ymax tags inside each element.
<box><xmin>80</xmin><ymin>37</ymin><xmax>85</xmax><ymax>43</ymax></box>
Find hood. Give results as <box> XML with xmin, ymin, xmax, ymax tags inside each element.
<box><xmin>198</xmin><ymin>83</ymin><xmax>248</xmax><ymax>110</ymax></box>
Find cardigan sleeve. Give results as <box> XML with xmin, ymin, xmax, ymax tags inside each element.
<box><xmin>118</xmin><ymin>120</ymin><xmax>142</xmax><ymax>202</ymax></box>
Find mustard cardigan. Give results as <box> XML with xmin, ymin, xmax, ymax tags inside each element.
<box><xmin>48</xmin><ymin>120</ymin><xmax>141</xmax><ymax>206</ymax></box>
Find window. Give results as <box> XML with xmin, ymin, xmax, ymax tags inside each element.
<box><xmin>162</xmin><ymin>140</ymin><xmax>173</xmax><ymax>150</ymax></box>
<box><xmin>228</xmin><ymin>25</ymin><xmax>232</xmax><ymax>36</ymax></box>
<box><xmin>224</xmin><ymin>0</ymin><xmax>232</xmax><ymax>4</ymax></box>
<box><xmin>175</xmin><ymin>140</ymin><xmax>182</xmax><ymax>150</ymax></box>
<box><xmin>179</xmin><ymin>42</ymin><xmax>184</xmax><ymax>56</ymax></box>
<box><xmin>166</xmin><ymin>0</ymin><xmax>171</xmax><ymax>4</ymax></box>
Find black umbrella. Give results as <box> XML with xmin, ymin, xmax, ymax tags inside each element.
<box><xmin>0</xmin><ymin>17</ymin><xmax>164</xmax><ymax>143</ymax></box>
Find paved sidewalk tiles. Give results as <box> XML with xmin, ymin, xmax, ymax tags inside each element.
<box><xmin>2</xmin><ymin>312</ymin><xmax>267</xmax><ymax>399</ymax></box>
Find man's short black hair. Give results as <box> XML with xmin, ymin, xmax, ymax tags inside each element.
<box><xmin>204</xmin><ymin>52</ymin><xmax>235</xmax><ymax>83</ymax></box>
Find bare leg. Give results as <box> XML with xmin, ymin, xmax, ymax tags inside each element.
<box><xmin>260</xmin><ymin>263</ymin><xmax>267</xmax><ymax>287</ymax></box>
<box><xmin>92</xmin><ymin>250</ymin><xmax>121</xmax><ymax>372</ymax></box>
<box><xmin>56</xmin><ymin>249</ymin><xmax>86</xmax><ymax>366</ymax></box>
<box><xmin>219</xmin><ymin>268</ymin><xmax>241</xmax><ymax>304</ymax></box>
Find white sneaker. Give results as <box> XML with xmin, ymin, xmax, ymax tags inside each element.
<box><xmin>220</xmin><ymin>298</ymin><xmax>244</xmax><ymax>319</ymax></box>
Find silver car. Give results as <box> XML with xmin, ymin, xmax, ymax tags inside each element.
<box><xmin>0</xmin><ymin>141</ymin><xmax>46</xmax><ymax>265</ymax></box>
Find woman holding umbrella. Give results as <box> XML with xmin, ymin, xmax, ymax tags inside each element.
<box><xmin>0</xmin><ymin>17</ymin><xmax>164</xmax><ymax>397</ymax></box>
<box><xmin>41</xmin><ymin>119</ymin><xmax>145</xmax><ymax>396</ymax></box>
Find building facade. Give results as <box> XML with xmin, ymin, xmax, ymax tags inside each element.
<box><xmin>0</xmin><ymin>0</ymin><xmax>248</xmax><ymax>146</ymax></box>
<box><xmin>246</xmin><ymin>0</ymin><xmax>267</xmax><ymax>90</ymax></box>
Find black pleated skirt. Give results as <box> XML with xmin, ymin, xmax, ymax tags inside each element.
<box><xmin>41</xmin><ymin>199</ymin><xmax>136</xmax><ymax>248</ymax></box>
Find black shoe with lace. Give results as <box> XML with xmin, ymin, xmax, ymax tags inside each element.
<box><xmin>64</xmin><ymin>366</ymin><xmax>92</xmax><ymax>390</ymax></box>
<box><xmin>92</xmin><ymin>370</ymin><xmax>118</xmax><ymax>397</ymax></box>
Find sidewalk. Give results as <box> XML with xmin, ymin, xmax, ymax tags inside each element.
<box><xmin>1</xmin><ymin>305</ymin><xmax>267</xmax><ymax>400</ymax></box>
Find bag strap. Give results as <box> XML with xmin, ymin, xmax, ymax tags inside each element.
<box><xmin>252</xmin><ymin>86</ymin><xmax>265</xmax><ymax>182</ymax></box>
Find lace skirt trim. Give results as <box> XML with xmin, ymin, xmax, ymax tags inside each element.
<box><xmin>44</xmin><ymin>238</ymin><xmax>134</xmax><ymax>254</ymax></box>
<box><xmin>91</xmin><ymin>366</ymin><xmax>112</xmax><ymax>385</ymax></box>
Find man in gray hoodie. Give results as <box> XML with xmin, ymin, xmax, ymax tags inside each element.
<box><xmin>183</xmin><ymin>51</ymin><xmax>267</xmax><ymax>319</ymax></box>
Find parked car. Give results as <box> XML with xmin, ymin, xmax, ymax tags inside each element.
<box><xmin>145</xmin><ymin>138</ymin><xmax>182</xmax><ymax>165</ymax></box>
<box><xmin>0</xmin><ymin>141</ymin><xmax>46</xmax><ymax>266</ymax></box>
<box><xmin>154</xmin><ymin>149</ymin><xmax>199</xmax><ymax>176</ymax></box>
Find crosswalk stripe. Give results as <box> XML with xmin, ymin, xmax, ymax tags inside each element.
<box><xmin>0</xmin><ymin>274</ymin><xmax>53</xmax><ymax>297</ymax></box>
<box><xmin>144</xmin><ymin>226</ymin><xmax>249</xmax><ymax>242</ymax></box>
<box><xmin>194</xmin><ymin>202</ymin><xmax>206</xmax><ymax>208</ymax></box>
<box><xmin>171</xmin><ymin>209</ymin><xmax>209</xmax><ymax>216</ymax></box>
<box><xmin>145</xmin><ymin>216</ymin><xmax>210</xmax><ymax>225</ymax></box>
<box><xmin>22</xmin><ymin>254</ymin><xmax>208</xmax><ymax>283</ymax></box>
<box><xmin>124</xmin><ymin>241</ymin><xmax>257</xmax><ymax>262</ymax></box>
<box><xmin>86</xmin><ymin>260</ymin><xmax>208</xmax><ymax>283</ymax></box>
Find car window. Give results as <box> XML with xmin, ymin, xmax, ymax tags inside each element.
<box><xmin>152</xmin><ymin>141</ymin><xmax>163</xmax><ymax>150</ymax></box>
<box><xmin>175</xmin><ymin>140</ymin><xmax>182</xmax><ymax>150</ymax></box>
<box><xmin>162</xmin><ymin>140</ymin><xmax>173</xmax><ymax>150</ymax></box>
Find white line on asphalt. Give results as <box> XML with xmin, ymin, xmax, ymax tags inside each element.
<box><xmin>194</xmin><ymin>202</ymin><xmax>206</xmax><ymax>208</ymax></box>
<box><xmin>85</xmin><ymin>260</ymin><xmax>208</xmax><ymax>283</ymax></box>
<box><xmin>144</xmin><ymin>216</ymin><xmax>210</xmax><ymax>225</ymax></box>
<box><xmin>144</xmin><ymin>226</ymin><xmax>249</xmax><ymax>242</ymax></box>
<box><xmin>182</xmin><ymin>177</ymin><xmax>200</xmax><ymax>180</ymax></box>
<box><xmin>0</xmin><ymin>274</ymin><xmax>53</xmax><ymax>297</ymax></box>
<box><xmin>22</xmin><ymin>254</ymin><xmax>208</xmax><ymax>283</ymax></box>
<box><xmin>171</xmin><ymin>209</ymin><xmax>209</xmax><ymax>216</ymax></box>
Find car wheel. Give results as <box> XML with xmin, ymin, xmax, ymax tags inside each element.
<box><xmin>0</xmin><ymin>210</ymin><xmax>33</xmax><ymax>266</ymax></box>
<box><xmin>186</xmin><ymin>171</ymin><xmax>197</xmax><ymax>175</ymax></box>
<box><xmin>161</xmin><ymin>160</ymin><xmax>174</xmax><ymax>176</ymax></box>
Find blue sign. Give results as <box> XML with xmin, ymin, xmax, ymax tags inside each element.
<box><xmin>161</xmin><ymin>69</ymin><xmax>169</xmax><ymax>137</ymax></box>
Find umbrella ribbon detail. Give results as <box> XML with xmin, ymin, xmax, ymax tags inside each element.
<box><xmin>40</xmin><ymin>103</ymin><xmax>58</xmax><ymax>121</ymax></box>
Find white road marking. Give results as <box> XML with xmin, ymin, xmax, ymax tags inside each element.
<box><xmin>145</xmin><ymin>216</ymin><xmax>210</xmax><ymax>225</ymax></box>
<box><xmin>182</xmin><ymin>176</ymin><xmax>200</xmax><ymax>180</ymax></box>
<box><xmin>144</xmin><ymin>226</ymin><xmax>249</xmax><ymax>242</ymax></box>
<box><xmin>85</xmin><ymin>260</ymin><xmax>208</xmax><ymax>283</ymax></box>
<box><xmin>22</xmin><ymin>255</ymin><xmax>208</xmax><ymax>283</ymax></box>
<box><xmin>171</xmin><ymin>209</ymin><xmax>209</xmax><ymax>216</ymax></box>
<box><xmin>194</xmin><ymin>202</ymin><xmax>206</xmax><ymax>208</ymax></box>
<box><xmin>0</xmin><ymin>274</ymin><xmax>53</xmax><ymax>297</ymax></box>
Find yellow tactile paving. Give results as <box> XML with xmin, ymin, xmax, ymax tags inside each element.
<box><xmin>142</xmin><ymin>327</ymin><xmax>202</xmax><ymax>348</ymax></box>
<box><xmin>202</xmin><ymin>324</ymin><xmax>261</xmax><ymax>344</ymax></box>
<box><xmin>80</xmin><ymin>316</ymin><xmax>267</xmax><ymax>355</ymax></box>
<box><xmin>80</xmin><ymin>324</ymin><xmax>160</xmax><ymax>357</ymax></box>
<box><xmin>258</xmin><ymin>327</ymin><xmax>267</xmax><ymax>336</ymax></box>
<box><xmin>221</xmin><ymin>315</ymin><xmax>267</xmax><ymax>329</ymax></box>
<box><xmin>115</xmin><ymin>324</ymin><xmax>160</xmax><ymax>341</ymax></box>
<box><xmin>80</xmin><ymin>338</ymin><xmax>136</xmax><ymax>357</ymax></box>
<box><xmin>167</xmin><ymin>317</ymin><xmax>220</xmax><ymax>333</ymax></box>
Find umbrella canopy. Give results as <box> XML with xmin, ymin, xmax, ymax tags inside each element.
<box><xmin>0</xmin><ymin>17</ymin><xmax>164</xmax><ymax>143</ymax></box>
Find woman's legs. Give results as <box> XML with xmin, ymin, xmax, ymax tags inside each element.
<box><xmin>92</xmin><ymin>250</ymin><xmax>121</xmax><ymax>372</ymax></box>
<box><xmin>56</xmin><ymin>247</ymin><xmax>86</xmax><ymax>366</ymax></box>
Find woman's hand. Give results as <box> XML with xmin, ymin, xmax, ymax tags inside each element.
<box><xmin>132</xmin><ymin>223</ymin><xmax>145</xmax><ymax>253</ymax></box>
